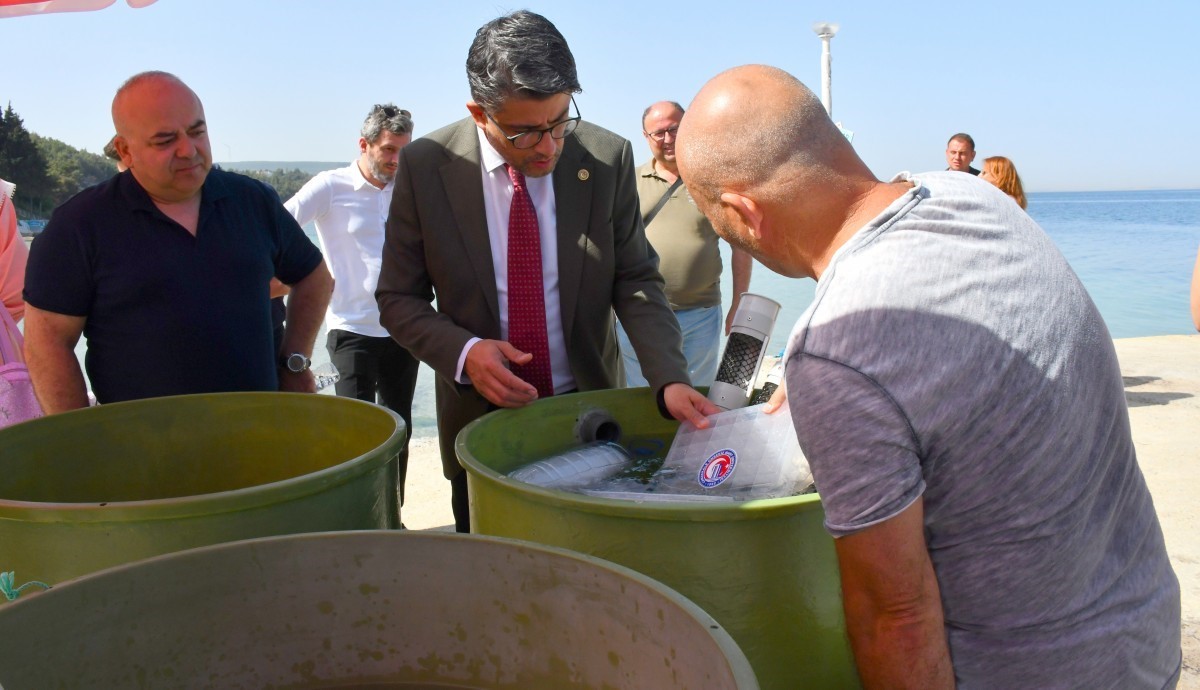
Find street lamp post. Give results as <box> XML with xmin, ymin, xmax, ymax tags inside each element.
<box><xmin>812</xmin><ymin>22</ymin><xmax>839</xmax><ymax>118</ymax></box>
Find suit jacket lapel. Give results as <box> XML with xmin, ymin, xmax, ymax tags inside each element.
<box><xmin>553</xmin><ymin>136</ymin><xmax>593</xmax><ymax>343</ymax></box>
<box><xmin>440</xmin><ymin>119</ymin><xmax>500</xmax><ymax>326</ymax></box>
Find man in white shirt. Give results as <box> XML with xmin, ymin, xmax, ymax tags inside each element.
<box><xmin>286</xmin><ymin>104</ymin><xmax>420</xmax><ymax>511</ymax></box>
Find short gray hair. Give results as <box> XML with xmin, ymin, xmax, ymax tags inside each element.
<box><xmin>466</xmin><ymin>10</ymin><xmax>581</xmax><ymax>112</ymax></box>
<box><xmin>361</xmin><ymin>104</ymin><xmax>413</xmax><ymax>144</ymax></box>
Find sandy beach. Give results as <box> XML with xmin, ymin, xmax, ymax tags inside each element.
<box><xmin>397</xmin><ymin>334</ymin><xmax>1200</xmax><ymax>686</ymax></box>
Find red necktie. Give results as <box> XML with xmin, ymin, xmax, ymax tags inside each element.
<box><xmin>506</xmin><ymin>165</ymin><xmax>554</xmax><ymax>397</ymax></box>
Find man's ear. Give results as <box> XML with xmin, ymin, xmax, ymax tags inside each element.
<box><xmin>719</xmin><ymin>191</ymin><xmax>765</xmax><ymax>240</ymax></box>
<box><xmin>113</xmin><ymin>136</ymin><xmax>133</xmax><ymax>170</ymax></box>
<box><xmin>358</xmin><ymin>137</ymin><xmax>369</xmax><ymax>155</ymax></box>
<box><xmin>466</xmin><ymin>102</ymin><xmax>487</xmax><ymax>129</ymax></box>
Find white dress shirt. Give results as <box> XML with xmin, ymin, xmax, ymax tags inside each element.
<box><xmin>456</xmin><ymin>128</ymin><xmax>575</xmax><ymax>393</ymax></box>
<box><xmin>285</xmin><ymin>161</ymin><xmax>391</xmax><ymax>338</ymax></box>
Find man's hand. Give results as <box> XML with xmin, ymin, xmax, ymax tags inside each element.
<box><xmin>763</xmin><ymin>381</ymin><xmax>787</xmax><ymax>414</ymax></box>
<box><xmin>465</xmin><ymin>339</ymin><xmax>539</xmax><ymax>408</ymax></box>
<box><xmin>278</xmin><ymin>368</ymin><xmax>317</xmax><ymax>394</ymax></box>
<box><xmin>663</xmin><ymin>382</ymin><xmax>720</xmax><ymax>428</ymax></box>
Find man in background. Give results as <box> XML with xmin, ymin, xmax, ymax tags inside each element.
<box><xmin>103</xmin><ymin>136</ymin><xmax>127</xmax><ymax>172</ymax></box>
<box><xmin>945</xmin><ymin>132</ymin><xmax>980</xmax><ymax>174</ymax></box>
<box><xmin>617</xmin><ymin>100</ymin><xmax>752</xmax><ymax>388</ymax></box>
<box><xmin>286</xmin><ymin>103</ymin><xmax>421</xmax><ymax>510</ymax></box>
<box><xmin>23</xmin><ymin>71</ymin><xmax>331</xmax><ymax>412</ymax></box>
<box><xmin>677</xmin><ymin>64</ymin><xmax>1180</xmax><ymax>688</ymax></box>
<box><xmin>376</xmin><ymin>11</ymin><xmax>714</xmax><ymax>532</ymax></box>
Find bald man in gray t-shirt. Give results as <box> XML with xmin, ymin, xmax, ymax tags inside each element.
<box><xmin>786</xmin><ymin>171</ymin><xmax>1181</xmax><ymax>688</ymax></box>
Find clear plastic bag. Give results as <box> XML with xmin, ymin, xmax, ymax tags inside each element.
<box><xmin>651</xmin><ymin>402</ymin><xmax>812</xmax><ymax>501</ymax></box>
<box><xmin>507</xmin><ymin>441</ymin><xmax>632</xmax><ymax>489</ymax></box>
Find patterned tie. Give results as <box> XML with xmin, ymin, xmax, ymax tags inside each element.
<box><xmin>506</xmin><ymin>165</ymin><xmax>554</xmax><ymax>397</ymax></box>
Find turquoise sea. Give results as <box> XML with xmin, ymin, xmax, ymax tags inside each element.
<box><xmin>328</xmin><ymin>188</ymin><xmax>1197</xmax><ymax>438</ymax></box>
<box><xmin>53</xmin><ymin>189</ymin><xmax>1194</xmax><ymax>439</ymax></box>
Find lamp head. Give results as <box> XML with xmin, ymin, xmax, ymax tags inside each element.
<box><xmin>812</xmin><ymin>22</ymin><xmax>839</xmax><ymax>38</ymax></box>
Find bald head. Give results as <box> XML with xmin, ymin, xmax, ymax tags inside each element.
<box><xmin>110</xmin><ymin>71</ymin><xmax>211</xmax><ymax>203</ymax></box>
<box><xmin>677</xmin><ymin>64</ymin><xmax>856</xmax><ymax>205</ymax></box>
<box><xmin>642</xmin><ymin>100</ymin><xmax>684</xmax><ymax>127</ymax></box>
<box><xmin>677</xmin><ymin>65</ymin><xmax>894</xmax><ymax>280</ymax></box>
<box><xmin>642</xmin><ymin>100</ymin><xmax>685</xmax><ymax>172</ymax></box>
<box><xmin>112</xmin><ymin>71</ymin><xmax>200</xmax><ymax>134</ymax></box>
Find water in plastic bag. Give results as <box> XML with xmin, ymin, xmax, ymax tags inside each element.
<box><xmin>506</xmin><ymin>441</ymin><xmax>632</xmax><ymax>489</ymax></box>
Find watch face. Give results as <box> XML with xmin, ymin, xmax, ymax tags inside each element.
<box><xmin>286</xmin><ymin>353</ymin><xmax>309</xmax><ymax>373</ymax></box>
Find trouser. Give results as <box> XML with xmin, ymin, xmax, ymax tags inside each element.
<box><xmin>449</xmin><ymin>386</ymin><xmax>576</xmax><ymax>534</ymax></box>
<box><xmin>326</xmin><ymin>329</ymin><xmax>419</xmax><ymax>506</ymax></box>
<box><xmin>618</xmin><ymin>305</ymin><xmax>722</xmax><ymax>388</ymax></box>
<box><xmin>451</xmin><ymin>470</ymin><xmax>470</xmax><ymax>533</ymax></box>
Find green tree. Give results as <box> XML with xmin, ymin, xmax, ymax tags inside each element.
<box><xmin>0</xmin><ymin>103</ymin><xmax>53</xmax><ymax>215</ymax></box>
<box><xmin>228</xmin><ymin>167</ymin><xmax>313</xmax><ymax>202</ymax></box>
<box><xmin>32</xmin><ymin>133</ymin><xmax>118</xmax><ymax>207</ymax></box>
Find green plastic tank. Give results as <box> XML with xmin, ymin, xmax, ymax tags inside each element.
<box><xmin>0</xmin><ymin>531</ymin><xmax>758</xmax><ymax>689</ymax></box>
<box><xmin>0</xmin><ymin>392</ymin><xmax>404</xmax><ymax>588</ymax></box>
<box><xmin>457</xmin><ymin>388</ymin><xmax>861</xmax><ymax>690</ymax></box>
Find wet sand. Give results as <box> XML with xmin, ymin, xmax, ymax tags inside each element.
<box><xmin>397</xmin><ymin>334</ymin><xmax>1200</xmax><ymax>686</ymax></box>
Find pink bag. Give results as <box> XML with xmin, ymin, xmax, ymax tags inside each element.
<box><xmin>0</xmin><ymin>305</ymin><xmax>42</xmax><ymax>430</ymax></box>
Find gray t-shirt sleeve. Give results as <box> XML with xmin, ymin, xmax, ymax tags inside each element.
<box><xmin>787</xmin><ymin>351</ymin><xmax>925</xmax><ymax>537</ymax></box>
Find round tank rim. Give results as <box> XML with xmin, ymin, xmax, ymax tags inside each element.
<box><xmin>0</xmin><ymin>530</ymin><xmax>760</xmax><ymax>688</ymax></box>
<box><xmin>0</xmin><ymin>393</ymin><xmax>407</xmax><ymax>521</ymax></box>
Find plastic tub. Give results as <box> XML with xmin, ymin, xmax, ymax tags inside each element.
<box><xmin>457</xmin><ymin>388</ymin><xmax>860</xmax><ymax>689</ymax></box>
<box><xmin>0</xmin><ymin>392</ymin><xmax>404</xmax><ymax>588</ymax></box>
<box><xmin>0</xmin><ymin>531</ymin><xmax>758</xmax><ymax>689</ymax></box>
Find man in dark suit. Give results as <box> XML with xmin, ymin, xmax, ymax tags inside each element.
<box><xmin>376</xmin><ymin>10</ymin><xmax>716</xmax><ymax>532</ymax></box>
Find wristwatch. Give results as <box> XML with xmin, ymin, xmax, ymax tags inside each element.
<box><xmin>280</xmin><ymin>352</ymin><xmax>311</xmax><ymax>374</ymax></box>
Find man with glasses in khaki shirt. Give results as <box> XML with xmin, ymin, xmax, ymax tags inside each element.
<box><xmin>617</xmin><ymin>101</ymin><xmax>752</xmax><ymax>388</ymax></box>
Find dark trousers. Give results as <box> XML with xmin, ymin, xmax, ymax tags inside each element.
<box><xmin>448</xmin><ymin>389</ymin><xmax>574</xmax><ymax>534</ymax></box>
<box><xmin>451</xmin><ymin>470</ymin><xmax>470</xmax><ymax>533</ymax></box>
<box><xmin>326</xmin><ymin>329</ymin><xmax>419</xmax><ymax>505</ymax></box>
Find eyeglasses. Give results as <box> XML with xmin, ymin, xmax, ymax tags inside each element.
<box><xmin>644</xmin><ymin>124</ymin><xmax>679</xmax><ymax>143</ymax></box>
<box><xmin>487</xmin><ymin>96</ymin><xmax>581</xmax><ymax>150</ymax></box>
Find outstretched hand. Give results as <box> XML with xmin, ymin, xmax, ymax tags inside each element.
<box><xmin>762</xmin><ymin>382</ymin><xmax>787</xmax><ymax>414</ymax></box>
<box><xmin>663</xmin><ymin>382</ymin><xmax>721</xmax><ymax>429</ymax></box>
<box><xmin>465</xmin><ymin>339</ymin><xmax>539</xmax><ymax>408</ymax></box>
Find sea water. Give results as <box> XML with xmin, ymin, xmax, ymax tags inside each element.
<box><xmin>56</xmin><ymin>189</ymin><xmax>1194</xmax><ymax>438</ymax></box>
<box><xmin>383</xmin><ymin>189</ymin><xmax>1197</xmax><ymax>436</ymax></box>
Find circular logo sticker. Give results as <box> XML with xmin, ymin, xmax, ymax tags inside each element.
<box><xmin>698</xmin><ymin>449</ymin><xmax>737</xmax><ymax>488</ymax></box>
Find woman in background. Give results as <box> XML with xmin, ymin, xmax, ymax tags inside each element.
<box><xmin>981</xmin><ymin>156</ymin><xmax>1028</xmax><ymax>209</ymax></box>
<box><xmin>0</xmin><ymin>178</ymin><xmax>28</xmax><ymax>323</ymax></box>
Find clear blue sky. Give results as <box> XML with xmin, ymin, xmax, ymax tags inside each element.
<box><xmin>3</xmin><ymin>0</ymin><xmax>1198</xmax><ymax>192</ymax></box>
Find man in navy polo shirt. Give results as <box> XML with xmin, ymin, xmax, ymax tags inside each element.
<box><xmin>23</xmin><ymin>71</ymin><xmax>332</xmax><ymax>412</ymax></box>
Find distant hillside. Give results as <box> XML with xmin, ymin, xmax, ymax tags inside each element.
<box><xmin>223</xmin><ymin>161</ymin><xmax>344</xmax><ymax>175</ymax></box>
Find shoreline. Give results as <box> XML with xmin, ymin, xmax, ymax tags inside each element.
<box><xmin>398</xmin><ymin>334</ymin><xmax>1199</xmax><ymax>686</ymax></box>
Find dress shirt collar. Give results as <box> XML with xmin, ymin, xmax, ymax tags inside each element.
<box><xmin>477</xmin><ymin>126</ymin><xmax>511</xmax><ymax>175</ymax></box>
<box><xmin>349</xmin><ymin>158</ymin><xmax>393</xmax><ymax>193</ymax></box>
